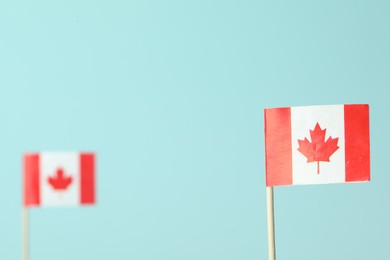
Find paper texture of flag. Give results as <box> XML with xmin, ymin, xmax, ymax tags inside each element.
<box><xmin>23</xmin><ymin>152</ymin><xmax>96</xmax><ymax>207</ymax></box>
<box><xmin>264</xmin><ymin>104</ymin><xmax>370</xmax><ymax>187</ymax></box>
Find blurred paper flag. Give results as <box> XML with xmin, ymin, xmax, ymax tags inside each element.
<box><xmin>264</xmin><ymin>104</ymin><xmax>370</xmax><ymax>187</ymax></box>
<box><xmin>23</xmin><ymin>152</ymin><xmax>95</xmax><ymax>207</ymax></box>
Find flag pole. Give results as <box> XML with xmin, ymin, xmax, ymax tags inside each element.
<box><xmin>266</xmin><ymin>186</ymin><xmax>276</xmax><ymax>260</ymax></box>
<box><xmin>22</xmin><ymin>207</ymin><xmax>29</xmax><ymax>260</ymax></box>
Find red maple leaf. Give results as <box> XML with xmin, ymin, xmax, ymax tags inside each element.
<box><xmin>297</xmin><ymin>123</ymin><xmax>339</xmax><ymax>174</ymax></box>
<box><xmin>48</xmin><ymin>168</ymin><xmax>73</xmax><ymax>190</ymax></box>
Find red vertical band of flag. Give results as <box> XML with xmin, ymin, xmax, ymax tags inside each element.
<box><xmin>344</xmin><ymin>104</ymin><xmax>370</xmax><ymax>182</ymax></box>
<box><xmin>265</xmin><ymin>107</ymin><xmax>292</xmax><ymax>186</ymax></box>
<box><xmin>23</xmin><ymin>154</ymin><xmax>40</xmax><ymax>206</ymax></box>
<box><xmin>80</xmin><ymin>153</ymin><xmax>95</xmax><ymax>204</ymax></box>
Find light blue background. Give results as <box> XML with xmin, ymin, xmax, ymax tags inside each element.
<box><xmin>1</xmin><ymin>1</ymin><xmax>389</xmax><ymax>259</ymax></box>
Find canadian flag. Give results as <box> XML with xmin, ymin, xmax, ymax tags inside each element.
<box><xmin>264</xmin><ymin>104</ymin><xmax>370</xmax><ymax>186</ymax></box>
<box><xmin>23</xmin><ymin>152</ymin><xmax>96</xmax><ymax>207</ymax></box>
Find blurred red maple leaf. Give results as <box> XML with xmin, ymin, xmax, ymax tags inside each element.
<box><xmin>48</xmin><ymin>168</ymin><xmax>73</xmax><ymax>190</ymax></box>
<box><xmin>297</xmin><ymin>123</ymin><xmax>339</xmax><ymax>174</ymax></box>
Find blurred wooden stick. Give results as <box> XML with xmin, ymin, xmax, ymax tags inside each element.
<box><xmin>267</xmin><ymin>186</ymin><xmax>276</xmax><ymax>260</ymax></box>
